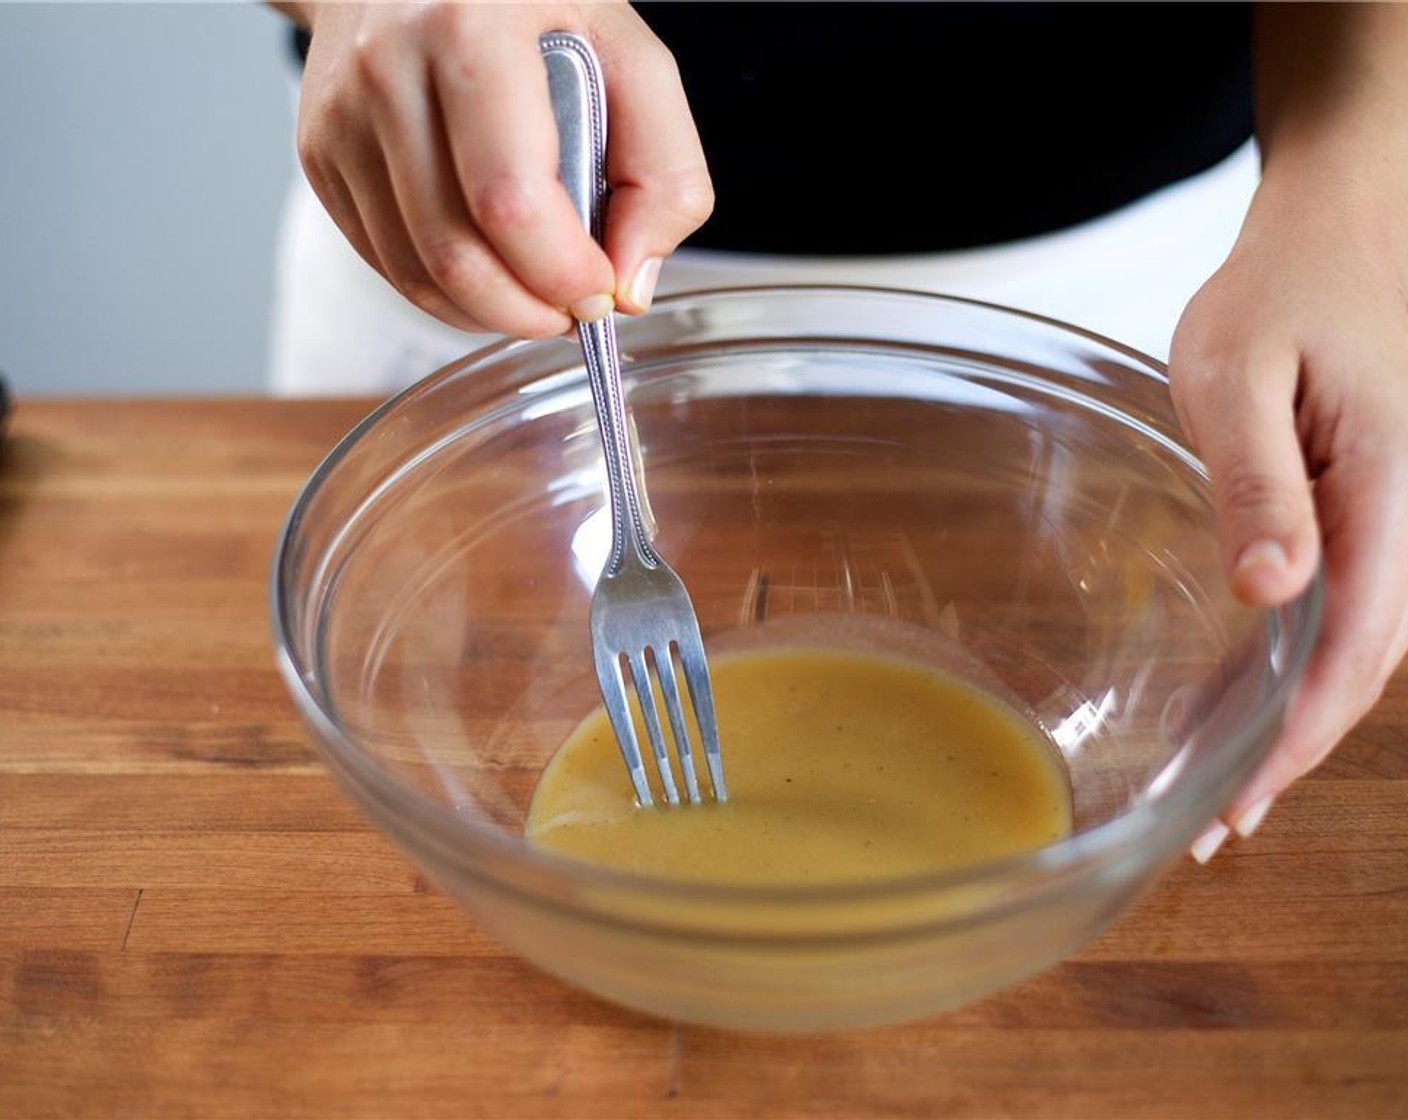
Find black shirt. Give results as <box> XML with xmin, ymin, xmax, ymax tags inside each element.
<box><xmin>293</xmin><ymin>3</ymin><xmax>1254</xmax><ymax>254</ymax></box>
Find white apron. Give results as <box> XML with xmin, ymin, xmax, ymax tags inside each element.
<box><xmin>267</xmin><ymin>141</ymin><xmax>1260</xmax><ymax>397</ymax></box>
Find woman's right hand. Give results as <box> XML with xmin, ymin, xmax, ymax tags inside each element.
<box><xmin>279</xmin><ymin>2</ymin><xmax>714</xmax><ymax>336</ymax></box>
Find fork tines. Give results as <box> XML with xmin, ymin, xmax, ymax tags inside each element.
<box><xmin>596</xmin><ymin>640</ymin><xmax>725</xmax><ymax>808</ymax></box>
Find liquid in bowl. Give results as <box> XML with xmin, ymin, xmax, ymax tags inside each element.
<box><xmin>527</xmin><ymin>647</ymin><xmax>1072</xmax><ymax>885</ymax></box>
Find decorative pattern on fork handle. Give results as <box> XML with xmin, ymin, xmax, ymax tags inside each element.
<box><xmin>541</xmin><ymin>31</ymin><xmax>727</xmax><ymax>807</ymax></box>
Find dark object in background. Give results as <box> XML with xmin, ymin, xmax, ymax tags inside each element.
<box><xmin>0</xmin><ymin>371</ymin><xmax>9</xmax><ymax>442</ymax></box>
<box><xmin>635</xmin><ymin>2</ymin><xmax>1254</xmax><ymax>254</ymax></box>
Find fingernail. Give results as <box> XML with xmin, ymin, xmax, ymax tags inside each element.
<box><xmin>570</xmin><ymin>293</ymin><xmax>615</xmax><ymax>323</ymax></box>
<box><xmin>1234</xmin><ymin>539</ymin><xmax>1288</xmax><ymax>583</ymax></box>
<box><xmin>1190</xmin><ymin>820</ymin><xmax>1230</xmax><ymax>864</ymax></box>
<box><xmin>625</xmin><ymin>257</ymin><xmax>662</xmax><ymax>313</ymax></box>
<box><xmin>1233</xmin><ymin>795</ymin><xmax>1274</xmax><ymax>839</ymax></box>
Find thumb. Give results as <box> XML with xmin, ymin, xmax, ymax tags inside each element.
<box><xmin>1169</xmin><ymin>345</ymin><xmax>1320</xmax><ymax>606</ymax></box>
<box><xmin>593</xmin><ymin>24</ymin><xmax>714</xmax><ymax>313</ymax></box>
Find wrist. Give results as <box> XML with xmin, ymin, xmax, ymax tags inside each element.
<box><xmin>1252</xmin><ymin>138</ymin><xmax>1408</xmax><ymax>267</ymax></box>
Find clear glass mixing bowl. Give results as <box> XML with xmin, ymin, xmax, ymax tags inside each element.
<box><xmin>273</xmin><ymin>287</ymin><xmax>1320</xmax><ymax>1031</ymax></box>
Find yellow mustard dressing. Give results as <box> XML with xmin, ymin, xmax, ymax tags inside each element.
<box><xmin>526</xmin><ymin>648</ymin><xmax>1071</xmax><ymax>886</ymax></box>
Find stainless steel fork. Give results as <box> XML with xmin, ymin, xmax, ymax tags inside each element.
<box><xmin>542</xmin><ymin>32</ymin><xmax>726</xmax><ymax>807</ymax></box>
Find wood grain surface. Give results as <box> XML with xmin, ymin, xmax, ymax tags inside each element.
<box><xmin>1</xmin><ymin>399</ymin><xmax>1406</xmax><ymax>1119</ymax></box>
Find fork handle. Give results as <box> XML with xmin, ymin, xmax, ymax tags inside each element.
<box><xmin>542</xmin><ymin>32</ymin><xmax>660</xmax><ymax>577</ymax></box>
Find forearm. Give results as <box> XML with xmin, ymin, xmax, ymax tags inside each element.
<box><xmin>1254</xmin><ymin>3</ymin><xmax>1408</xmax><ymax>230</ymax></box>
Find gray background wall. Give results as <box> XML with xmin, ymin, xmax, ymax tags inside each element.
<box><xmin>0</xmin><ymin>2</ymin><xmax>294</xmax><ymax>396</ymax></box>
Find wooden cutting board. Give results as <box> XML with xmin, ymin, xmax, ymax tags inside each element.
<box><xmin>1</xmin><ymin>399</ymin><xmax>1405</xmax><ymax>1119</ymax></box>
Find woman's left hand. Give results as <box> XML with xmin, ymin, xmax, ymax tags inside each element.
<box><xmin>1168</xmin><ymin>154</ymin><xmax>1408</xmax><ymax>858</ymax></box>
